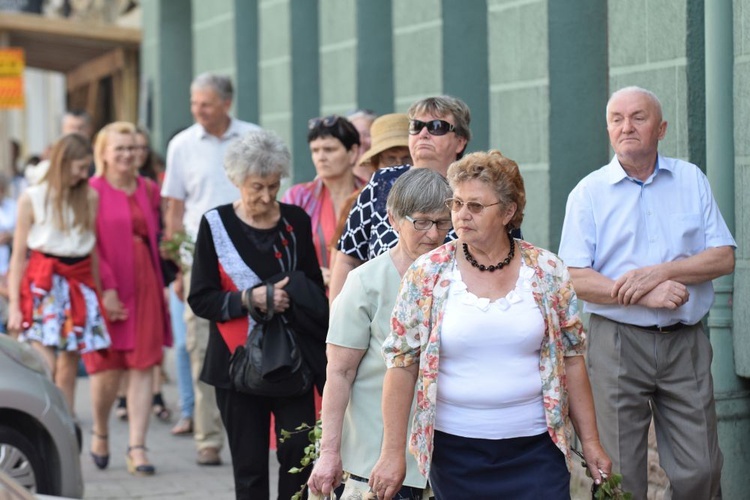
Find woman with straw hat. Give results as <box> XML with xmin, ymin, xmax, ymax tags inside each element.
<box><xmin>355</xmin><ymin>113</ymin><xmax>413</xmax><ymax>179</ymax></box>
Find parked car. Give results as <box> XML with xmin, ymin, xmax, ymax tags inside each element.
<box><xmin>0</xmin><ymin>334</ymin><xmax>83</xmax><ymax>498</ymax></box>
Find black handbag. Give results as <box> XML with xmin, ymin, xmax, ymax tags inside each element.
<box><xmin>228</xmin><ymin>282</ymin><xmax>313</xmax><ymax>397</ymax></box>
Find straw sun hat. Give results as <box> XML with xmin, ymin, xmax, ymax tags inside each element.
<box><xmin>358</xmin><ymin>113</ymin><xmax>410</xmax><ymax>166</ymax></box>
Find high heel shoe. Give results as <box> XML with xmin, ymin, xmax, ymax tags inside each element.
<box><xmin>126</xmin><ymin>445</ymin><xmax>156</xmax><ymax>476</ymax></box>
<box><xmin>90</xmin><ymin>432</ymin><xmax>110</xmax><ymax>470</ymax></box>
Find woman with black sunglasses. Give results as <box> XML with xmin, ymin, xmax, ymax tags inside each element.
<box><xmin>281</xmin><ymin>115</ymin><xmax>366</xmax><ymax>289</ymax></box>
<box><xmin>329</xmin><ymin>95</ymin><xmax>473</xmax><ymax>302</ymax></box>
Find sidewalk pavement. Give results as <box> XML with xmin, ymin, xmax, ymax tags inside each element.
<box><xmin>74</xmin><ymin>351</ymin><xmax>280</xmax><ymax>499</ymax></box>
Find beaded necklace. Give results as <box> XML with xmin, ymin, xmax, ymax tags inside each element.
<box><xmin>462</xmin><ymin>233</ymin><xmax>515</xmax><ymax>272</ymax></box>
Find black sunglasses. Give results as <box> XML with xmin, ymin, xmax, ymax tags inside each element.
<box><xmin>408</xmin><ymin>119</ymin><xmax>456</xmax><ymax>136</ymax></box>
<box><xmin>308</xmin><ymin>115</ymin><xmax>345</xmax><ymax>130</ymax></box>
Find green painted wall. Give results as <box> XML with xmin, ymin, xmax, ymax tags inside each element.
<box><xmin>319</xmin><ymin>0</ymin><xmax>357</xmax><ymax>116</ymax></box>
<box><xmin>258</xmin><ymin>0</ymin><xmax>292</xmax><ymax>148</ymax></box>
<box><xmin>356</xmin><ymin>0</ymin><xmax>394</xmax><ymax>114</ymax></box>
<box><xmin>608</xmin><ymin>0</ymin><xmax>689</xmax><ymax>159</ymax></box>
<box><xmin>191</xmin><ymin>0</ymin><xmax>236</xmax><ymax>76</ymax></box>
<box><xmin>548</xmin><ymin>1</ymin><xmax>609</xmax><ymax>252</ymax></box>
<box><xmin>392</xmin><ymin>0</ymin><xmax>443</xmax><ymax>111</ymax></box>
<box><xmin>443</xmin><ymin>0</ymin><xmax>489</xmax><ymax>153</ymax></box>
<box><xmin>140</xmin><ymin>0</ymin><xmax>193</xmax><ymax>155</ymax></box>
<box><xmin>488</xmin><ymin>0</ymin><xmax>549</xmax><ymax>247</ymax></box>
<box><xmin>290</xmin><ymin>0</ymin><xmax>319</xmax><ymax>182</ymax></box>
<box><xmin>733</xmin><ymin>0</ymin><xmax>750</xmax><ymax>373</ymax></box>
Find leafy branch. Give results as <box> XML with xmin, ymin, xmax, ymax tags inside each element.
<box><xmin>159</xmin><ymin>230</ymin><xmax>195</xmax><ymax>274</ymax></box>
<box><xmin>572</xmin><ymin>448</ymin><xmax>632</xmax><ymax>500</ymax></box>
<box><xmin>280</xmin><ymin>419</ymin><xmax>322</xmax><ymax>500</ymax></box>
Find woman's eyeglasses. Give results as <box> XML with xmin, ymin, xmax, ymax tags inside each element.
<box><xmin>408</xmin><ymin>119</ymin><xmax>456</xmax><ymax>136</ymax></box>
<box><xmin>445</xmin><ymin>198</ymin><xmax>501</xmax><ymax>214</ymax></box>
<box><xmin>404</xmin><ymin>215</ymin><xmax>453</xmax><ymax>231</ymax></box>
<box><xmin>308</xmin><ymin>115</ymin><xmax>345</xmax><ymax>130</ymax></box>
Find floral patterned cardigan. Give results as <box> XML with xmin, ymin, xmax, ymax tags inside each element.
<box><xmin>381</xmin><ymin>239</ymin><xmax>586</xmax><ymax>478</ymax></box>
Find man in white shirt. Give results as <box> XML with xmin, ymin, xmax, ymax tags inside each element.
<box><xmin>559</xmin><ymin>86</ymin><xmax>735</xmax><ymax>499</ymax></box>
<box><xmin>161</xmin><ymin>73</ymin><xmax>260</xmax><ymax>466</ymax></box>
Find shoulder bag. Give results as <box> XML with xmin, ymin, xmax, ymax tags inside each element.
<box><xmin>228</xmin><ymin>282</ymin><xmax>313</xmax><ymax>397</ymax></box>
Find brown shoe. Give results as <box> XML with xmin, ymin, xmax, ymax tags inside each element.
<box><xmin>196</xmin><ymin>447</ymin><xmax>221</xmax><ymax>466</ymax></box>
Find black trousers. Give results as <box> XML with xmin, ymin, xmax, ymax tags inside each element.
<box><xmin>215</xmin><ymin>386</ymin><xmax>316</xmax><ymax>500</ymax></box>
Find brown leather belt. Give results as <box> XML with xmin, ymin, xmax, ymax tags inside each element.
<box><xmin>636</xmin><ymin>323</ymin><xmax>688</xmax><ymax>333</ymax></box>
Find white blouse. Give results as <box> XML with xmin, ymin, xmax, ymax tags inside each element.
<box><xmin>435</xmin><ymin>261</ymin><xmax>548</xmax><ymax>439</ymax></box>
<box><xmin>26</xmin><ymin>183</ymin><xmax>95</xmax><ymax>257</ymax></box>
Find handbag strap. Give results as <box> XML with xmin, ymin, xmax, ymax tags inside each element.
<box><xmin>248</xmin><ymin>281</ymin><xmax>275</xmax><ymax>323</ymax></box>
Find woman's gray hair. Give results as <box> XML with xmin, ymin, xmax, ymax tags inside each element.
<box><xmin>387</xmin><ymin>168</ymin><xmax>452</xmax><ymax>220</ymax></box>
<box><xmin>224</xmin><ymin>129</ymin><xmax>291</xmax><ymax>185</ymax></box>
<box><xmin>191</xmin><ymin>73</ymin><xmax>233</xmax><ymax>102</ymax></box>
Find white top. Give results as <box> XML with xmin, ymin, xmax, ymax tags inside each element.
<box><xmin>161</xmin><ymin>119</ymin><xmax>261</xmax><ymax>239</ymax></box>
<box><xmin>435</xmin><ymin>262</ymin><xmax>547</xmax><ymax>439</ymax></box>
<box><xmin>25</xmin><ymin>183</ymin><xmax>95</xmax><ymax>257</ymax></box>
<box><xmin>25</xmin><ymin>159</ymin><xmax>50</xmax><ymax>186</ymax></box>
<box><xmin>0</xmin><ymin>197</ymin><xmax>16</xmax><ymax>274</ymax></box>
<box><xmin>559</xmin><ymin>154</ymin><xmax>736</xmax><ymax>327</ymax></box>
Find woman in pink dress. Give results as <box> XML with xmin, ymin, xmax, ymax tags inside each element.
<box><xmin>83</xmin><ymin>121</ymin><xmax>172</xmax><ymax>476</ymax></box>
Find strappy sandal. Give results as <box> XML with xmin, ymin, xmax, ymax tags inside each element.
<box><xmin>152</xmin><ymin>393</ymin><xmax>171</xmax><ymax>422</ymax></box>
<box><xmin>126</xmin><ymin>445</ymin><xmax>156</xmax><ymax>476</ymax></box>
<box><xmin>90</xmin><ymin>432</ymin><xmax>109</xmax><ymax>470</ymax></box>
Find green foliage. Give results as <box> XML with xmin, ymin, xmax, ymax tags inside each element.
<box><xmin>159</xmin><ymin>230</ymin><xmax>195</xmax><ymax>274</ymax></box>
<box><xmin>573</xmin><ymin>448</ymin><xmax>632</xmax><ymax>500</ymax></box>
<box><xmin>280</xmin><ymin>419</ymin><xmax>322</xmax><ymax>500</ymax></box>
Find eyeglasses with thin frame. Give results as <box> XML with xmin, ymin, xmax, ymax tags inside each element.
<box><xmin>404</xmin><ymin>215</ymin><xmax>453</xmax><ymax>231</ymax></box>
<box><xmin>308</xmin><ymin>115</ymin><xmax>345</xmax><ymax>130</ymax></box>
<box><xmin>408</xmin><ymin>119</ymin><xmax>456</xmax><ymax>136</ymax></box>
<box><xmin>445</xmin><ymin>198</ymin><xmax>501</xmax><ymax>214</ymax></box>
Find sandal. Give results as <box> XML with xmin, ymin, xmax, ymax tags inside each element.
<box><xmin>126</xmin><ymin>445</ymin><xmax>155</xmax><ymax>476</ymax></box>
<box><xmin>152</xmin><ymin>393</ymin><xmax>171</xmax><ymax>422</ymax></box>
<box><xmin>115</xmin><ymin>396</ymin><xmax>128</xmax><ymax>421</ymax></box>
<box><xmin>171</xmin><ymin>417</ymin><xmax>193</xmax><ymax>436</ymax></box>
<box><xmin>90</xmin><ymin>432</ymin><xmax>109</xmax><ymax>470</ymax></box>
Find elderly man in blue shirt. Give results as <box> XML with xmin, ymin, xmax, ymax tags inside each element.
<box><xmin>559</xmin><ymin>86</ymin><xmax>735</xmax><ymax>500</ymax></box>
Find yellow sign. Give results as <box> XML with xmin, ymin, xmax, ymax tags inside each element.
<box><xmin>0</xmin><ymin>49</ymin><xmax>25</xmax><ymax>108</ymax></box>
<box><xmin>0</xmin><ymin>49</ymin><xmax>25</xmax><ymax>78</ymax></box>
<box><xmin>0</xmin><ymin>78</ymin><xmax>24</xmax><ymax>108</ymax></box>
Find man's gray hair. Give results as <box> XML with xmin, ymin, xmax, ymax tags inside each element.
<box><xmin>607</xmin><ymin>86</ymin><xmax>664</xmax><ymax>121</ymax></box>
<box><xmin>191</xmin><ymin>73</ymin><xmax>234</xmax><ymax>102</ymax></box>
<box><xmin>407</xmin><ymin>95</ymin><xmax>472</xmax><ymax>143</ymax></box>
<box><xmin>387</xmin><ymin>168</ymin><xmax>452</xmax><ymax>220</ymax></box>
<box><xmin>224</xmin><ymin>129</ymin><xmax>291</xmax><ymax>185</ymax></box>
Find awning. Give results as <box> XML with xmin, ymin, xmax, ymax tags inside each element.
<box><xmin>0</xmin><ymin>11</ymin><xmax>141</xmax><ymax>125</ymax></box>
<box><xmin>0</xmin><ymin>11</ymin><xmax>140</xmax><ymax>74</ymax></box>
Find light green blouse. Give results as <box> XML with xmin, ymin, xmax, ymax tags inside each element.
<box><xmin>327</xmin><ymin>251</ymin><xmax>427</xmax><ymax>488</ymax></box>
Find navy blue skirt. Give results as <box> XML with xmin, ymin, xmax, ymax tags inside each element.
<box><xmin>429</xmin><ymin>431</ymin><xmax>570</xmax><ymax>500</ymax></box>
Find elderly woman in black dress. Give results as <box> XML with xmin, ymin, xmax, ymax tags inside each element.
<box><xmin>188</xmin><ymin>129</ymin><xmax>327</xmax><ymax>499</ymax></box>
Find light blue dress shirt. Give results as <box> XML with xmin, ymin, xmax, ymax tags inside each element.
<box><xmin>559</xmin><ymin>154</ymin><xmax>736</xmax><ymax>327</ymax></box>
